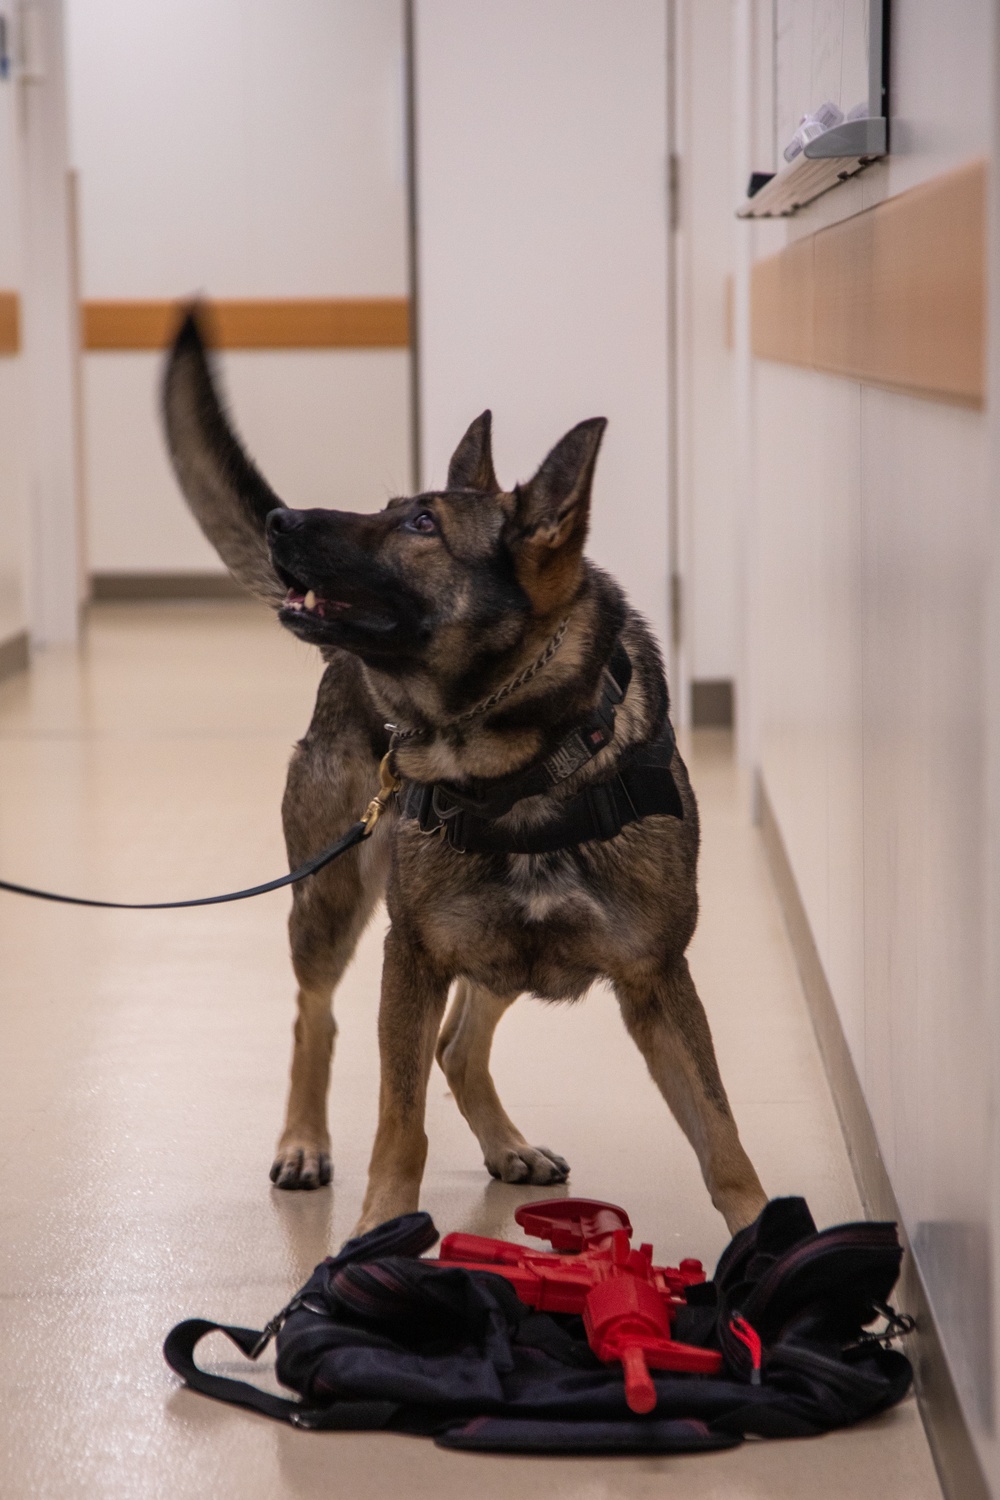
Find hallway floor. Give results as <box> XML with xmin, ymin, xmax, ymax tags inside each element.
<box><xmin>0</xmin><ymin>601</ymin><xmax>941</xmax><ymax>1499</ymax></box>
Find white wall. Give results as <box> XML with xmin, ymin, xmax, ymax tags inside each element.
<box><xmin>0</xmin><ymin>22</ymin><xmax>28</xmax><ymax>647</ymax></box>
<box><xmin>413</xmin><ymin>0</ymin><xmax>671</xmax><ymax>649</ymax></box>
<box><xmin>65</xmin><ymin>0</ymin><xmax>412</xmax><ymax>573</ymax></box>
<box><xmin>736</xmin><ymin>0</ymin><xmax>1000</xmax><ymax>1481</ymax></box>
<box><xmin>81</xmin><ymin>350</ymin><xmax>412</xmax><ymax>572</ymax></box>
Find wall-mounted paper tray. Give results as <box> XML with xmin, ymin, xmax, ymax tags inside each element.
<box><xmin>737</xmin><ymin>118</ymin><xmax>887</xmax><ymax>219</ymax></box>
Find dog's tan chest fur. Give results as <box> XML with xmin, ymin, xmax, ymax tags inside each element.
<box><xmin>391</xmin><ymin>820</ymin><xmax>673</xmax><ymax>1002</ymax></box>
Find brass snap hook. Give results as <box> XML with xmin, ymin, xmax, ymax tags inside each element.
<box><xmin>361</xmin><ymin>754</ymin><xmax>402</xmax><ymax>834</ymax></box>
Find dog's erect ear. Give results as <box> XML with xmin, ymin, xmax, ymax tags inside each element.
<box><xmin>508</xmin><ymin>418</ymin><xmax>607</xmax><ymax>612</ymax></box>
<box><xmin>162</xmin><ymin>307</ymin><xmax>287</xmax><ymax>605</ymax></box>
<box><xmin>446</xmin><ymin>410</ymin><xmax>499</xmax><ymax>493</ymax></box>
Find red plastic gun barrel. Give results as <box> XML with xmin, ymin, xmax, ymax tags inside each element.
<box><xmin>620</xmin><ymin>1345</ymin><xmax>657</xmax><ymax>1414</ymax></box>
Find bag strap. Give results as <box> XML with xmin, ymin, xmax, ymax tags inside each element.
<box><xmin>162</xmin><ymin>1318</ymin><xmax>400</xmax><ymax>1431</ymax></box>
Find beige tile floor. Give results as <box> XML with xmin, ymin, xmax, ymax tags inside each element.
<box><xmin>0</xmin><ymin>601</ymin><xmax>942</xmax><ymax>1499</ymax></box>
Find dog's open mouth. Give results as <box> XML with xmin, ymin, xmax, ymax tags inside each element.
<box><xmin>282</xmin><ymin>586</ymin><xmax>351</xmax><ymax>620</ymax></box>
<box><xmin>274</xmin><ymin>562</ymin><xmax>352</xmax><ymax>621</ymax></box>
<box><xmin>273</xmin><ymin>561</ymin><xmax>399</xmax><ymax>643</ymax></box>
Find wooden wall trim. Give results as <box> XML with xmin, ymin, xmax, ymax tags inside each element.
<box><xmin>0</xmin><ymin>292</ymin><xmax>21</xmax><ymax>355</ymax></box>
<box><xmin>0</xmin><ymin>631</ymin><xmax>29</xmax><ymax>683</ymax></box>
<box><xmin>751</xmin><ymin>161</ymin><xmax>986</xmax><ymax>407</ymax></box>
<box><xmin>750</xmin><ymin>238</ymin><xmax>815</xmax><ymax>368</ymax></box>
<box><xmin>90</xmin><ymin>572</ymin><xmax>247</xmax><ymax>601</ymax></box>
<box><xmin>81</xmin><ymin>297</ymin><xmax>410</xmax><ymax>351</ymax></box>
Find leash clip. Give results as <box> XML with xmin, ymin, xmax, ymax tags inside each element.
<box><xmin>361</xmin><ymin>754</ymin><xmax>402</xmax><ymax>835</ymax></box>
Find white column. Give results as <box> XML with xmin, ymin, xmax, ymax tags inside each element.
<box><xmin>18</xmin><ymin>0</ymin><xmax>83</xmax><ymax>644</ymax></box>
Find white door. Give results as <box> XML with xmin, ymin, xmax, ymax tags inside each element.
<box><xmin>412</xmin><ymin>0</ymin><xmax>672</xmax><ymax>653</ymax></box>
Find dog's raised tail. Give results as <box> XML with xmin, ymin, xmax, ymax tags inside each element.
<box><xmin>162</xmin><ymin>306</ymin><xmax>287</xmax><ymax>605</ymax></box>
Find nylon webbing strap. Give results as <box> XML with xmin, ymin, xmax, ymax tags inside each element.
<box><xmin>401</xmin><ymin>717</ymin><xmax>683</xmax><ymax>855</ymax></box>
<box><xmin>162</xmin><ymin>1318</ymin><xmax>399</xmax><ymax>1430</ymax></box>
<box><xmin>0</xmin><ymin>821</ymin><xmax>369</xmax><ymax>911</ymax></box>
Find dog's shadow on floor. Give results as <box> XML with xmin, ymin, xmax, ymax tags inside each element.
<box><xmin>265</xmin><ymin>1176</ymin><xmax>572</xmax><ymax>1280</ymax></box>
<box><xmin>454</xmin><ymin>1178</ymin><xmax>570</xmax><ymax>1241</ymax></box>
<box><xmin>268</xmin><ymin>1185</ymin><xmax>335</xmax><ymax>1284</ymax></box>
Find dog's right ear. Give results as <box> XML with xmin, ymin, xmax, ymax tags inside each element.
<box><xmin>446</xmin><ymin>410</ymin><xmax>499</xmax><ymax>493</ymax></box>
<box><xmin>506</xmin><ymin>418</ymin><xmax>607</xmax><ymax>615</ymax></box>
<box><xmin>162</xmin><ymin>307</ymin><xmax>288</xmax><ymax>605</ymax></box>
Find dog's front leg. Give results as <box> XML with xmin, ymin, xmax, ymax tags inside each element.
<box><xmin>353</xmin><ymin>926</ymin><xmax>450</xmax><ymax>1235</ymax></box>
<box><xmin>273</xmin><ymin>735</ymin><xmax>388</xmax><ymax>1191</ymax></box>
<box><xmin>614</xmin><ymin>958</ymin><xmax>767</xmax><ymax>1235</ymax></box>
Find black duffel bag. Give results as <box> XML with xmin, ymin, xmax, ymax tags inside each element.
<box><xmin>163</xmin><ymin>1197</ymin><xmax>914</xmax><ymax>1456</ymax></box>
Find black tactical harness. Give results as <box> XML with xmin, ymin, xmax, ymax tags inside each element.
<box><xmin>398</xmin><ymin>640</ymin><xmax>684</xmax><ymax>855</ymax></box>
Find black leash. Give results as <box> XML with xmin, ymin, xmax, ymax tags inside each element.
<box><xmin>0</xmin><ymin>759</ymin><xmax>401</xmax><ymax>912</ymax></box>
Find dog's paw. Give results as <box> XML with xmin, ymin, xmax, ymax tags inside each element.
<box><xmin>270</xmin><ymin>1141</ymin><xmax>332</xmax><ymax>1191</ymax></box>
<box><xmin>485</xmin><ymin>1144</ymin><xmax>570</xmax><ymax>1185</ymax></box>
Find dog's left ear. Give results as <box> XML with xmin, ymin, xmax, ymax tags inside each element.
<box><xmin>447</xmin><ymin>410</ymin><xmax>499</xmax><ymax>493</ymax></box>
<box><xmin>508</xmin><ymin>418</ymin><xmax>607</xmax><ymax>612</ymax></box>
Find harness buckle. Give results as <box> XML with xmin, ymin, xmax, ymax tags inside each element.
<box><xmin>430</xmin><ymin>786</ymin><xmax>471</xmax><ymax>852</ymax></box>
<box><xmin>584</xmin><ymin>781</ymin><xmax>622</xmax><ymax>841</ymax></box>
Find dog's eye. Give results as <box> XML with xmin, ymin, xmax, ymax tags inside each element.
<box><xmin>406</xmin><ymin>511</ymin><xmax>438</xmax><ymax>535</ymax></box>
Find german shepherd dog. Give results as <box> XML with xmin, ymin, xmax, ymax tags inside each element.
<box><xmin>162</xmin><ymin>312</ymin><xmax>766</xmax><ymax>1237</ymax></box>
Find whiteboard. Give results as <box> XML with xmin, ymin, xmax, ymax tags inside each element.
<box><xmin>774</xmin><ymin>0</ymin><xmax>882</xmax><ymax>162</ymax></box>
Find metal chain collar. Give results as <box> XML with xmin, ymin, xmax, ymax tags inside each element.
<box><xmin>387</xmin><ymin>616</ymin><xmax>570</xmax><ymax>746</ymax></box>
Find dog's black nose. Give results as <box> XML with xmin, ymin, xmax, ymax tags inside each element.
<box><xmin>267</xmin><ymin>508</ymin><xmax>304</xmax><ymax>536</ymax></box>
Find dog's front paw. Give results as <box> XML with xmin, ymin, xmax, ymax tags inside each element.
<box><xmin>270</xmin><ymin>1138</ymin><xmax>332</xmax><ymax>1190</ymax></box>
<box><xmin>485</xmin><ymin>1143</ymin><xmax>570</xmax><ymax>1185</ymax></box>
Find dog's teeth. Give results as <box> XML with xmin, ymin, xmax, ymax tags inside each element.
<box><xmin>304</xmin><ymin>590</ymin><xmax>317</xmax><ymax>611</ymax></box>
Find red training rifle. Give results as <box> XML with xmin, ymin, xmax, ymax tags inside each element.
<box><xmin>436</xmin><ymin>1198</ymin><xmax>723</xmax><ymax>1414</ymax></box>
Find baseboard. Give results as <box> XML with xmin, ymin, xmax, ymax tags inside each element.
<box><xmin>755</xmin><ymin>771</ymin><xmax>989</xmax><ymax>1500</ymax></box>
<box><xmin>90</xmin><ymin>572</ymin><xmax>247</xmax><ymax>601</ymax></box>
<box><xmin>0</xmin><ymin>629</ymin><xmax>29</xmax><ymax>683</ymax></box>
<box><xmin>691</xmin><ymin>678</ymin><xmax>734</xmax><ymax>727</ymax></box>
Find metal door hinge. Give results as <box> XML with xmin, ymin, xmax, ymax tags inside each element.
<box><xmin>668</xmin><ymin>153</ymin><xmax>681</xmax><ymax>232</ymax></box>
<box><xmin>670</xmin><ymin>571</ymin><xmax>683</xmax><ymax>648</ymax></box>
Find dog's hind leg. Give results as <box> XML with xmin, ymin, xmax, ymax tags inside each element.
<box><xmin>614</xmin><ymin>958</ymin><xmax>767</xmax><ymax>1234</ymax></box>
<box><xmin>436</xmin><ymin>981</ymin><xmax>570</xmax><ymax>1185</ymax></box>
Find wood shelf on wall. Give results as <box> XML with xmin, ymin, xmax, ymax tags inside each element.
<box><xmin>737</xmin><ymin>118</ymin><xmax>887</xmax><ymax>219</ymax></box>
